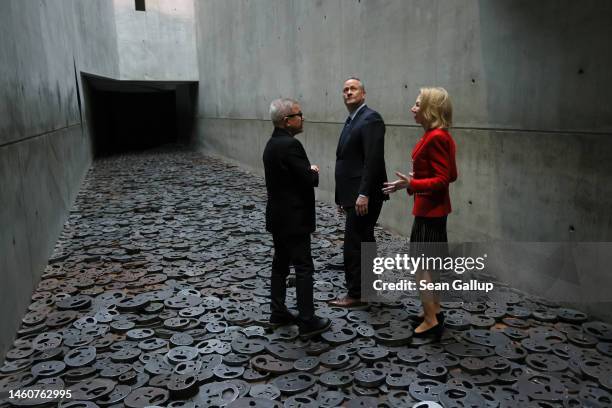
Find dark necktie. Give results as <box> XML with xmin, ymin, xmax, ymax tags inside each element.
<box><xmin>338</xmin><ymin>116</ymin><xmax>352</xmax><ymax>147</ymax></box>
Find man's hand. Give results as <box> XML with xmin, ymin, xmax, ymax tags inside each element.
<box><xmin>337</xmin><ymin>205</ymin><xmax>344</xmax><ymax>216</ymax></box>
<box><xmin>310</xmin><ymin>164</ymin><xmax>320</xmax><ymax>173</ymax></box>
<box><xmin>355</xmin><ymin>195</ymin><xmax>369</xmax><ymax>216</ymax></box>
<box><xmin>382</xmin><ymin>171</ymin><xmax>413</xmax><ymax>194</ymax></box>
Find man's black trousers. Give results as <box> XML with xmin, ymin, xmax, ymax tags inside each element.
<box><xmin>343</xmin><ymin>200</ymin><xmax>383</xmax><ymax>299</ymax></box>
<box><xmin>271</xmin><ymin>233</ymin><xmax>314</xmax><ymax>320</ymax></box>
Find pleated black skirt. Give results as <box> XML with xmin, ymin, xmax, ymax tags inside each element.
<box><xmin>409</xmin><ymin>215</ymin><xmax>449</xmax><ymax>261</ymax></box>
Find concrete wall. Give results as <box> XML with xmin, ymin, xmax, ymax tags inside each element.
<box><xmin>176</xmin><ymin>83</ymin><xmax>199</xmax><ymax>143</ymax></box>
<box><xmin>114</xmin><ymin>0</ymin><xmax>198</xmax><ymax>80</ymax></box>
<box><xmin>194</xmin><ymin>1</ymin><xmax>612</xmax><ymax>317</ymax></box>
<box><xmin>0</xmin><ymin>0</ymin><xmax>120</xmax><ymax>360</ymax></box>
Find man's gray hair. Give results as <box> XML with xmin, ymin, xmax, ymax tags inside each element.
<box><xmin>345</xmin><ymin>76</ymin><xmax>365</xmax><ymax>92</ymax></box>
<box><xmin>270</xmin><ymin>98</ymin><xmax>298</xmax><ymax>125</ymax></box>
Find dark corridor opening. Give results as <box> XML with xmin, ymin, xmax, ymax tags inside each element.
<box><xmin>83</xmin><ymin>75</ymin><xmax>197</xmax><ymax>157</ymax></box>
<box><xmin>92</xmin><ymin>90</ymin><xmax>176</xmax><ymax>156</ymax></box>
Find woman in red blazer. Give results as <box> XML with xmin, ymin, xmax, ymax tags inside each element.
<box><xmin>383</xmin><ymin>87</ymin><xmax>457</xmax><ymax>339</ymax></box>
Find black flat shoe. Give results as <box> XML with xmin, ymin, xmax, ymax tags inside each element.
<box><xmin>411</xmin><ymin>312</ymin><xmax>445</xmax><ymax>328</ymax></box>
<box><xmin>413</xmin><ymin>320</ymin><xmax>445</xmax><ymax>339</ymax></box>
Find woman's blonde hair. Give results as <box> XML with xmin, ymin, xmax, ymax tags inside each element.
<box><xmin>419</xmin><ymin>87</ymin><xmax>452</xmax><ymax>129</ymax></box>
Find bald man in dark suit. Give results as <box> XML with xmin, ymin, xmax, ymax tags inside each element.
<box><xmin>331</xmin><ymin>78</ymin><xmax>388</xmax><ymax>307</ymax></box>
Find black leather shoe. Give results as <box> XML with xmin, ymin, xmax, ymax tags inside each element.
<box><xmin>269</xmin><ymin>310</ymin><xmax>298</xmax><ymax>328</ymax></box>
<box><xmin>410</xmin><ymin>312</ymin><xmax>445</xmax><ymax>328</ymax></box>
<box><xmin>328</xmin><ymin>296</ymin><xmax>366</xmax><ymax>308</ymax></box>
<box><xmin>298</xmin><ymin>317</ymin><xmax>331</xmax><ymax>339</ymax></box>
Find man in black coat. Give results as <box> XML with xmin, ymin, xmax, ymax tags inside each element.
<box><xmin>330</xmin><ymin>78</ymin><xmax>388</xmax><ymax>307</ymax></box>
<box><xmin>263</xmin><ymin>98</ymin><xmax>331</xmax><ymax>338</ymax></box>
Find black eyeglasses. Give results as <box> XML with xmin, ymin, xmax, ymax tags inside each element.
<box><xmin>285</xmin><ymin>112</ymin><xmax>303</xmax><ymax>119</ymax></box>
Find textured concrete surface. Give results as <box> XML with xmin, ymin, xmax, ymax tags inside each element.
<box><xmin>0</xmin><ymin>0</ymin><xmax>119</xmax><ymax>146</ymax></box>
<box><xmin>114</xmin><ymin>0</ymin><xmax>198</xmax><ymax>81</ymax></box>
<box><xmin>194</xmin><ymin>1</ymin><xmax>612</xmax><ymax>318</ymax></box>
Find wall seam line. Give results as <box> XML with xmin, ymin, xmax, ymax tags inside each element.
<box><xmin>195</xmin><ymin>116</ymin><xmax>610</xmax><ymax>136</ymax></box>
<box><xmin>0</xmin><ymin>124</ymin><xmax>81</xmax><ymax>149</ymax></box>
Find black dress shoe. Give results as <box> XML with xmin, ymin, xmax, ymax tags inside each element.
<box><xmin>269</xmin><ymin>310</ymin><xmax>298</xmax><ymax>328</ymax></box>
<box><xmin>298</xmin><ymin>317</ymin><xmax>331</xmax><ymax>339</ymax></box>
<box><xmin>410</xmin><ymin>312</ymin><xmax>445</xmax><ymax>328</ymax></box>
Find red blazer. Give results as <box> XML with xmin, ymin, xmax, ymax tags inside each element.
<box><xmin>408</xmin><ymin>128</ymin><xmax>457</xmax><ymax>217</ymax></box>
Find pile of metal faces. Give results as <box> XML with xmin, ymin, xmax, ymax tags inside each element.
<box><xmin>1</xmin><ymin>149</ymin><xmax>611</xmax><ymax>408</ymax></box>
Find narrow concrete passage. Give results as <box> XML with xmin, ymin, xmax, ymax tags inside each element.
<box><xmin>1</xmin><ymin>148</ymin><xmax>611</xmax><ymax>407</ymax></box>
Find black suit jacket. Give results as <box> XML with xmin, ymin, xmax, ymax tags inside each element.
<box><xmin>335</xmin><ymin>105</ymin><xmax>388</xmax><ymax>207</ymax></box>
<box><xmin>263</xmin><ymin>128</ymin><xmax>319</xmax><ymax>236</ymax></box>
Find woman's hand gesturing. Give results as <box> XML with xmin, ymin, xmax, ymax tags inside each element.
<box><xmin>382</xmin><ymin>171</ymin><xmax>413</xmax><ymax>194</ymax></box>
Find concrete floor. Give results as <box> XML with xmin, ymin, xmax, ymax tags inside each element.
<box><xmin>0</xmin><ymin>147</ymin><xmax>611</xmax><ymax>407</ymax></box>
